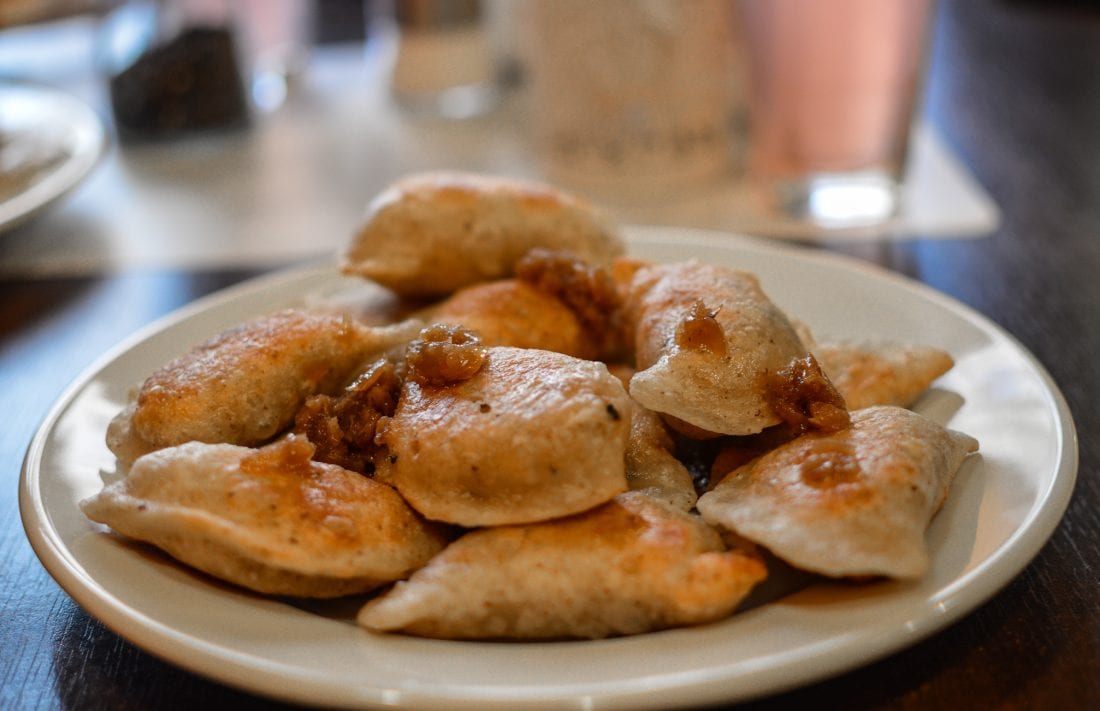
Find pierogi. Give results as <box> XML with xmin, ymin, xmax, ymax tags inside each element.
<box><xmin>82</xmin><ymin>437</ymin><xmax>447</xmax><ymax>598</ymax></box>
<box><xmin>698</xmin><ymin>406</ymin><xmax>979</xmax><ymax>579</ymax></box>
<box><xmin>427</xmin><ymin>279</ymin><xmax>595</xmax><ymax>358</ymax></box>
<box><xmin>814</xmin><ymin>340</ymin><xmax>955</xmax><ymax>410</ymax></box>
<box><xmin>375</xmin><ymin>345</ymin><xmax>632</xmax><ymax>527</ymax></box>
<box><xmin>121</xmin><ymin>310</ymin><xmax>421</xmax><ymax>451</ymax></box>
<box><xmin>625</xmin><ymin>260</ymin><xmax>809</xmax><ymax>437</ymax></box>
<box><xmin>358</xmin><ymin>491</ymin><xmax>766</xmax><ymax>639</ymax></box>
<box><xmin>342</xmin><ymin>172</ymin><xmax>624</xmax><ymax>297</ymax></box>
<box><xmin>625</xmin><ymin>405</ymin><xmax>698</xmax><ymax>511</ymax></box>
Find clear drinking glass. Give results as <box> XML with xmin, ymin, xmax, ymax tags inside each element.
<box><xmin>521</xmin><ymin>0</ymin><xmax>744</xmax><ymax>199</ymax></box>
<box><xmin>740</xmin><ymin>0</ymin><xmax>934</xmax><ymax>229</ymax></box>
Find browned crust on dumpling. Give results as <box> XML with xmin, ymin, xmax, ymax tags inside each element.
<box><xmin>427</xmin><ymin>279</ymin><xmax>595</xmax><ymax>358</ymax></box>
<box><xmin>698</xmin><ymin>406</ymin><xmax>979</xmax><ymax>579</ymax></box>
<box><xmin>358</xmin><ymin>491</ymin><xmax>767</xmax><ymax>639</ymax></box>
<box><xmin>814</xmin><ymin>340</ymin><xmax>954</xmax><ymax>410</ymax></box>
<box><xmin>81</xmin><ymin>437</ymin><xmax>448</xmax><ymax>597</ymax></box>
<box><xmin>130</xmin><ymin>310</ymin><xmax>418</xmax><ymax>448</ymax></box>
<box><xmin>375</xmin><ymin>346</ymin><xmax>631</xmax><ymax>527</ymax></box>
<box><xmin>626</xmin><ymin>261</ymin><xmax>808</xmax><ymax>436</ymax></box>
<box><xmin>341</xmin><ymin>172</ymin><xmax>624</xmax><ymax>297</ymax></box>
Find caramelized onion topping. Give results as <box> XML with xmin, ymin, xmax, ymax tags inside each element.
<box><xmin>794</xmin><ymin>439</ymin><xmax>861</xmax><ymax>488</ymax></box>
<box><xmin>675</xmin><ymin>300</ymin><xmax>726</xmax><ymax>355</ymax></box>
<box><xmin>293</xmin><ymin>359</ymin><xmax>401</xmax><ymax>472</ymax></box>
<box><xmin>406</xmin><ymin>324</ymin><xmax>488</xmax><ymax>387</ymax></box>
<box><xmin>765</xmin><ymin>354</ymin><xmax>850</xmax><ymax>435</ymax></box>
<box><xmin>515</xmin><ymin>248</ymin><xmax>625</xmax><ymax>359</ymax></box>
<box><xmin>240</xmin><ymin>434</ymin><xmax>317</xmax><ymax>477</ymax></box>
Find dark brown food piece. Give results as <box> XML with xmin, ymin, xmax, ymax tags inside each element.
<box><xmin>293</xmin><ymin>360</ymin><xmax>401</xmax><ymax>473</ymax></box>
<box><xmin>405</xmin><ymin>324</ymin><xmax>489</xmax><ymax>387</ymax></box>
<box><xmin>516</xmin><ymin>248</ymin><xmax>626</xmax><ymax>360</ymax></box>
<box><xmin>765</xmin><ymin>354</ymin><xmax>851</xmax><ymax>435</ymax></box>
<box><xmin>110</xmin><ymin>26</ymin><xmax>249</xmax><ymax>138</ymax></box>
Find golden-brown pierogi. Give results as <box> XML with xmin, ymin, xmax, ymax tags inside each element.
<box><xmin>341</xmin><ymin>171</ymin><xmax>624</xmax><ymax>297</ymax></box>
<box><xmin>626</xmin><ymin>406</ymin><xmax>698</xmax><ymax>511</ymax></box>
<box><xmin>375</xmin><ymin>346</ymin><xmax>631</xmax><ymax>527</ymax></box>
<box><xmin>814</xmin><ymin>340</ymin><xmax>954</xmax><ymax>410</ymax></box>
<box><xmin>697</xmin><ymin>406</ymin><xmax>979</xmax><ymax>579</ymax></box>
<box><xmin>81</xmin><ymin>436</ymin><xmax>447</xmax><ymax>598</ymax></box>
<box><xmin>427</xmin><ymin>279</ymin><xmax>594</xmax><ymax>358</ymax></box>
<box><xmin>124</xmin><ymin>310</ymin><xmax>420</xmax><ymax>451</ymax></box>
<box><xmin>358</xmin><ymin>491</ymin><xmax>767</xmax><ymax>639</ymax></box>
<box><xmin>626</xmin><ymin>261</ymin><xmax>808</xmax><ymax>436</ymax></box>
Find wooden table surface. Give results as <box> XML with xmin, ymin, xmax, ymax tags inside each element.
<box><xmin>2</xmin><ymin>1</ymin><xmax>1098</xmax><ymax>708</ymax></box>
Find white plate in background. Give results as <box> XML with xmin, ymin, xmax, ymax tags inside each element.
<box><xmin>0</xmin><ymin>83</ymin><xmax>106</xmax><ymax>232</ymax></box>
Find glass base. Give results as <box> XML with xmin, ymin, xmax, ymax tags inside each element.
<box><xmin>393</xmin><ymin>82</ymin><xmax>499</xmax><ymax>121</ymax></box>
<box><xmin>773</xmin><ymin>171</ymin><xmax>900</xmax><ymax>229</ymax></box>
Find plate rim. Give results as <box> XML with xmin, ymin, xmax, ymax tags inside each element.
<box><xmin>0</xmin><ymin>81</ymin><xmax>108</xmax><ymax>232</ymax></box>
<box><xmin>20</xmin><ymin>226</ymin><xmax>1080</xmax><ymax>709</ymax></box>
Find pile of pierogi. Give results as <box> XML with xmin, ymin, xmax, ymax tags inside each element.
<box><xmin>82</xmin><ymin>172</ymin><xmax>978</xmax><ymax>640</ymax></box>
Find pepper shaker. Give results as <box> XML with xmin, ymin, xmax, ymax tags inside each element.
<box><xmin>100</xmin><ymin>0</ymin><xmax>250</xmax><ymax>139</ymax></box>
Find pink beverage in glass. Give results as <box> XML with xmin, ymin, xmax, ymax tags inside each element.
<box><xmin>740</xmin><ymin>0</ymin><xmax>933</xmax><ymax>223</ymax></box>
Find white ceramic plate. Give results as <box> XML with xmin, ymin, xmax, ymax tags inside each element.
<box><xmin>0</xmin><ymin>83</ymin><xmax>106</xmax><ymax>232</ymax></box>
<box><xmin>21</xmin><ymin>227</ymin><xmax>1077</xmax><ymax>709</ymax></box>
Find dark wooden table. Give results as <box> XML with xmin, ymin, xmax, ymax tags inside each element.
<box><xmin>2</xmin><ymin>1</ymin><xmax>1098</xmax><ymax>708</ymax></box>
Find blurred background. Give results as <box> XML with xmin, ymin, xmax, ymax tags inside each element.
<box><xmin>0</xmin><ymin>0</ymin><xmax>1022</xmax><ymax>275</ymax></box>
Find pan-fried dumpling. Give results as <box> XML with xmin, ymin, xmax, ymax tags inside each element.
<box><xmin>341</xmin><ymin>172</ymin><xmax>624</xmax><ymax>297</ymax></box>
<box><xmin>427</xmin><ymin>279</ymin><xmax>595</xmax><ymax>358</ymax></box>
<box><xmin>626</xmin><ymin>261</ymin><xmax>809</xmax><ymax>436</ymax></box>
<box><xmin>81</xmin><ymin>436</ymin><xmax>448</xmax><ymax>597</ymax></box>
<box><xmin>124</xmin><ymin>310</ymin><xmax>421</xmax><ymax>450</ymax></box>
<box><xmin>375</xmin><ymin>343</ymin><xmax>631</xmax><ymax>526</ymax></box>
<box><xmin>358</xmin><ymin>491</ymin><xmax>767</xmax><ymax>639</ymax></box>
<box><xmin>814</xmin><ymin>340</ymin><xmax>954</xmax><ymax>410</ymax></box>
<box><xmin>697</xmin><ymin>406</ymin><xmax>979</xmax><ymax>579</ymax></box>
<box><xmin>626</xmin><ymin>406</ymin><xmax>698</xmax><ymax>511</ymax></box>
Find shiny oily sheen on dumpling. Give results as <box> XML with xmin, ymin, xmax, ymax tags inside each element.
<box><xmin>375</xmin><ymin>346</ymin><xmax>631</xmax><ymax>527</ymax></box>
<box><xmin>81</xmin><ymin>437</ymin><xmax>447</xmax><ymax>598</ymax></box>
<box><xmin>626</xmin><ymin>260</ymin><xmax>809</xmax><ymax>436</ymax></box>
<box><xmin>697</xmin><ymin>406</ymin><xmax>979</xmax><ymax>580</ymax></box>
<box><xmin>358</xmin><ymin>491</ymin><xmax>767</xmax><ymax>640</ymax></box>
